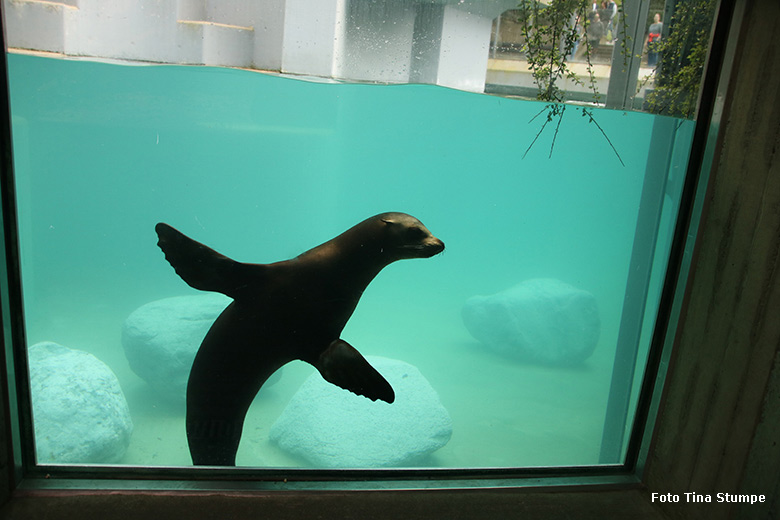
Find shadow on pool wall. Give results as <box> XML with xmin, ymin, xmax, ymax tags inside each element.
<box><xmin>9</xmin><ymin>52</ymin><xmax>694</xmax><ymax>469</ymax></box>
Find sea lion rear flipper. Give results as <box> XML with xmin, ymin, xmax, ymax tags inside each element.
<box><xmin>155</xmin><ymin>223</ymin><xmax>265</xmax><ymax>299</ymax></box>
<box><xmin>313</xmin><ymin>339</ymin><xmax>395</xmax><ymax>404</ymax></box>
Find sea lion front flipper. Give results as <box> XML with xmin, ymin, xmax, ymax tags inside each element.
<box><xmin>155</xmin><ymin>223</ymin><xmax>265</xmax><ymax>299</ymax></box>
<box><xmin>313</xmin><ymin>339</ymin><xmax>395</xmax><ymax>404</ymax></box>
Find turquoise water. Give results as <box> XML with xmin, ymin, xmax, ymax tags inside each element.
<box><xmin>7</xmin><ymin>53</ymin><xmax>693</xmax><ymax>468</ymax></box>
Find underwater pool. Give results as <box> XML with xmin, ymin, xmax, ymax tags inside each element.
<box><xmin>8</xmin><ymin>52</ymin><xmax>694</xmax><ymax>469</ymax></box>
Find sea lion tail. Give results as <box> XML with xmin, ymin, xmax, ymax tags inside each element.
<box><xmin>155</xmin><ymin>223</ymin><xmax>264</xmax><ymax>299</ymax></box>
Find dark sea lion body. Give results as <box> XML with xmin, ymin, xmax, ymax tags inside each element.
<box><xmin>155</xmin><ymin>213</ymin><xmax>444</xmax><ymax>466</ymax></box>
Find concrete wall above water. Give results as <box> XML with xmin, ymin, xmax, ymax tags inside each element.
<box><xmin>2</xmin><ymin>0</ymin><xmax>517</xmax><ymax>92</ymax></box>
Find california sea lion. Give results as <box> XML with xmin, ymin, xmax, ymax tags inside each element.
<box><xmin>155</xmin><ymin>213</ymin><xmax>444</xmax><ymax>466</ymax></box>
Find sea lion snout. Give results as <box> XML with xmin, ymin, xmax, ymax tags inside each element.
<box><xmin>432</xmin><ymin>237</ymin><xmax>445</xmax><ymax>254</ymax></box>
<box><xmin>418</xmin><ymin>236</ymin><xmax>445</xmax><ymax>258</ymax></box>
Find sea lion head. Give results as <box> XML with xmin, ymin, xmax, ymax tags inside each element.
<box><xmin>377</xmin><ymin>212</ymin><xmax>445</xmax><ymax>260</ymax></box>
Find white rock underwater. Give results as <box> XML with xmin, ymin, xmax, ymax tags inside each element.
<box><xmin>269</xmin><ymin>357</ymin><xmax>452</xmax><ymax>468</ymax></box>
<box><xmin>121</xmin><ymin>294</ymin><xmax>232</xmax><ymax>404</ymax></box>
<box><xmin>122</xmin><ymin>294</ymin><xmax>282</xmax><ymax>404</ymax></box>
<box><xmin>462</xmin><ymin>278</ymin><xmax>600</xmax><ymax>365</ymax></box>
<box><xmin>29</xmin><ymin>341</ymin><xmax>133</xmax><ymax>464</ymax></box>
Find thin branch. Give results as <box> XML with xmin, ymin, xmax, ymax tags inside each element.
<box><xmin>528</xmin><ymin>105</ymin><xmax>549</xmax><ymax>124</ymax></box>
<box><xmin>523</xmin><ymin>106</ymin><xmax>554</xmax><ymax>159</ymax></box>
<box><xmin>582</xmin><ymin>109</ymin><xmax>625</xmax><ymax>166</ymax></box>
<box><xmin>549</xmin><ymin>105</ymin><xmax>566</xmax><ymax>158</ymax></box>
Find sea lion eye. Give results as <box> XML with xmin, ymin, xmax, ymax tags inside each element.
<box><xmin>407</xmin><ymin>226</ymin><xmax>426</xmax><ymax>240</ymax></box>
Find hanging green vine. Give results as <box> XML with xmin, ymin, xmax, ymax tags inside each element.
<box><xmin>516</xmin><ymin>0</ymin><xmax>590</xmax><ymax>104</ymax></box>
<box><xmin>645</xmin><ymin>0</ymin><xmax>716</xmax><ymax>118</ymax></box>
<box><xmin>509</xmin><ymin>0</ymin><xmax>715</xmax><ymax>159</ymax></box>
<box><xmin>516</xmin><ymin>0</ymin><xmax>624</xmax><ymax>165</ymax></box>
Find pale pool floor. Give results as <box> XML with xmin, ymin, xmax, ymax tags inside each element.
<box><xmin>26</xmin><ymin>289</ymin><xmax>617</xmax><ymax>469</ymax></box>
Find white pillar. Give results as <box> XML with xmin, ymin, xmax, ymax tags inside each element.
<box><xmin>436</xmin><ymin>5</ymin><xmax>495</xmax><ymax>92</ymax></box>
<box><xmin>252</xmin><ymin>0</ymin><xmax>287</xmax><ymax>71</ymax></box>
<box><xmin>281</xmin><ymin>0</ymin><xmax>343</xmax><ymax>77</ymax></box>
<box><xmin>335</xmin><ymin>1</ymin><xmax>417</xmax><ymax>83</ymax></box>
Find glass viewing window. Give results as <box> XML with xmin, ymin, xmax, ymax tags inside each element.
<box><xmin>0</xmin><ymin>0</ymin><xmax>733</xmax><ymax>487</ymax></box>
